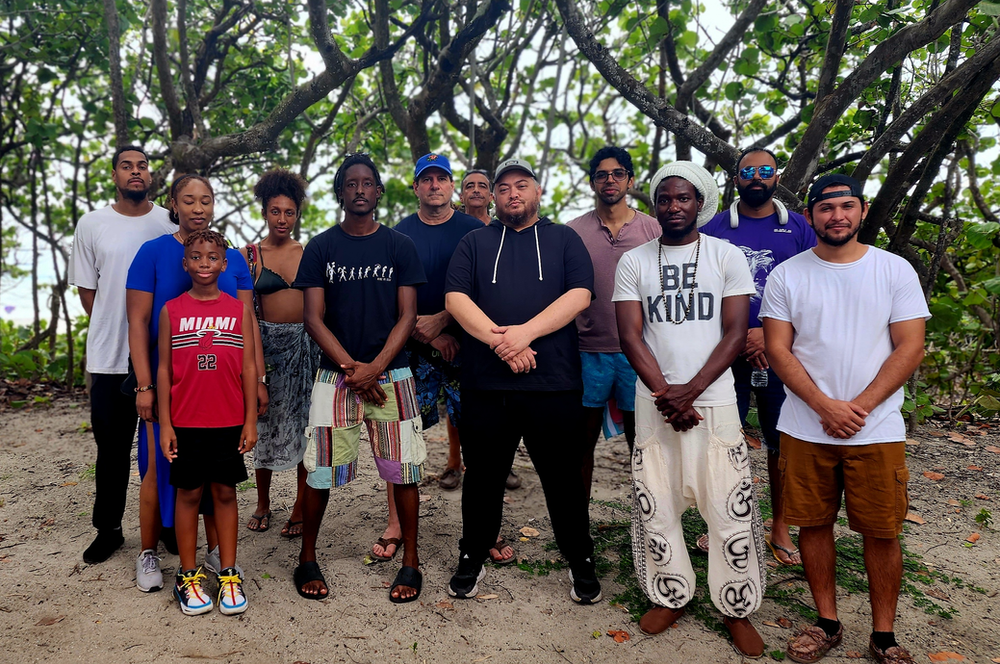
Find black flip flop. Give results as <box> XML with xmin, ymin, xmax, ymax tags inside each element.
<box><xmin>280</xmin><ymin>520</ymin><xmax>304</xmax><ymax>539</ymax></box>
<box><xmin>293</xmin><ymin>561</ymin><xmax>328</xmax><ymax>600</ymax></box>
<box><xmin>246</xmin><ymin>510</ymin><xmax>271</xmax><ymax>532</ymax></box>
<box><xmin>388</xmin><ymin>565</ymin><xmax>422</xmax><ymax>604</ymax></box>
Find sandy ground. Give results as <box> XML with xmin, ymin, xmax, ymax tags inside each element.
<box><xmin>0</xmin><ymin>394</ymin><xmax>998</xmax><ymax>664</ymax></box>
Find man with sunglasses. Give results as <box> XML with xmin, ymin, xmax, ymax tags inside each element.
<box><xmin>567</xmin><ymin>147</ymin><xmax>660</xmax><ymax>500</ymax></box>
<box><xmin>701</xmin><ymin>148</ymin><xmax>815</xmax><ymax>566</ymax></box>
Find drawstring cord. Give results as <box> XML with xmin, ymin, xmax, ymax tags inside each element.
<box><xmin>491</xmin><ymin>225</ymin><xmax>507</xmax><ymax>284</ymax></box>
<box><xmin>534</xmin><ymin>225</ymin><xmax>543</xmax><ymax>281</ymax></box>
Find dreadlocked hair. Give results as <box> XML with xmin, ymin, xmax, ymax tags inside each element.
<box><xmin>184</xmin><ymin>229</ymin><xmax>228</xmax><ymax>253</ymax></box>
<box><xmin>168</xmin><ymin>173</ymin><xmax>214</xmax><ymax>225</ymax></box>
<box><xmin>253</xmin><ymin>168</ymin><xmax>308</xmax><ymax>214</ymax></box>
<box><xmin>332</xmin><ymin>153</ymin><xmax>383</xmax><ymax>209</ymax></box>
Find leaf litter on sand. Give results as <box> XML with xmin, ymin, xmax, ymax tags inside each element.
<box><xmin>904</xmin><ymin>512</ymin><xmax>927</xmax><ymax>524</ymax></box>
<box><xmin>519</xmin><ymin>526</ymin><xmax>540</xmax><ymax>537</ymax></box>
<box><xmin>606</xmin><ymin>629</ymin><xmax>630</xmax><ymax>642</ymax></box>
<box><xmin>928</xmin><ymin>653</ymin><xmax>966</xmax><ymax>662</ymax></box>
<box><xmin>923</xmin><ymin>471</ymin><xmax>945</xmax><ymax>481</ymax></box>
<box><xmin>965</xmin><ymin>533</ymin><xmax>981</xmax><ymax>544</ymax></box>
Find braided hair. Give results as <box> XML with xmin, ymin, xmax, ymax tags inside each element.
<box><xmin>168</xmin><ymin>174</ymin><xmax>214</xmax><ymax>225</ymax></box>
<box><xmin>183</xmin><ymin>228</ymin><xmax>228</xmax><ymax>253</ymax></box>
<box><xmin>332</xmin><ymin>153</ymin><xmax>383</xmax><ymax>210</ymax></box>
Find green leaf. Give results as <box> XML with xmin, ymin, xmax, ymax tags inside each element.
<box><xmin>982</xmin><ymin>276</ymin><xmax>1000</xmax><ymax>295</ymax></box>
<box><xmin>966</xmin><ymin>222</ymin><xmax>1000</xmax><ymax>251</ymax></box>
<box><xmin>979</xmin><ymin>2</ymin><xmax>1000</xmax><ymax>16</ymax></box>
<box><xmin>725</xmin><ymin>82</ymin><xmax>743</xmax><ymax>101</ymax></box>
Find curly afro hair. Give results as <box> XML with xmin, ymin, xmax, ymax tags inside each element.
<box><xmin>253</xmin><ymin>168</ymin><xmax>308</xmax><ymax>215</ymax></box>
<box><xmin>183</xmin><ymin>228</ymin><xmax>229</xmax><ymax>253</ymax></box>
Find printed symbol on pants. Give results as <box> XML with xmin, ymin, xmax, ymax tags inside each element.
<box><xmin>633</xmin><ymin>446</ymin><xmax>643</xmax><ymax>470</ymax></box>
<box><xmin>720</xmin><ymin>579</ymin><xmax>758</xmax><ymax>617</ymax></box>
<box><xmin>723</xmin><ymin>532</ymin><xmax>751</xmax><ymax>572</ymax></box>
<box><xmin>646</xmin><ymin>531</ymin><xmax>672</xmax><ymax>565</ymax></box>
<box><xmin>728</xmin><ymin>441</ymin><xmax>749</xmax><ymax>470</ymax></box>
<box><xmin>727</xmin><ymin>477</ymin><xmax>754</xmax><ymax>522</ymax></box>
<box><xmin>652</xmin><ymin>573</ymin><xmax>689</xmax><ymax>608</ymax></box>
<box><xmin>634</xmin><ymin>480</ymin><xmax>656</xmax><ymax>522</ymax></box>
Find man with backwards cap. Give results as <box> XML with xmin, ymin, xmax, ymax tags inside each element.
<box><xmin>444</xmin><ymin>158</ymin><xmax>602</xmax><ymax>604</ymax></box>
<box><xmin>760</xmin><ymin>175</ymin><xmax>928</xmax><ymax>664</ymax></box>
<box><xmin>613</xmin><ymin>161</ymin><xmax>766</xmax><ymax>657</ymax></box>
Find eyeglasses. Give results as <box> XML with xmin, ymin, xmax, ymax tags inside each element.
<box><xmin>738</xmin><ymin>165</ymin><xmax>776</xmax><ymax>180</ymax></box>
<box><xmin>593</xmin><ymin>169</ymin><xmax>630</xmax><ymax>183</ymax></box>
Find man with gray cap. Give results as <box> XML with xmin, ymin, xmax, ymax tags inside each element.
<box><xmin>761</xmin><ymin>174</ymin><xmax>928</xmax><ymax>664</ymax></box>
<box><xmin>613</xmin><ymin>161</ymin><xmax>765</xmax><ymax>657</ymax></box>
<box><xmin>444</xmin><ymin>158</ymin><xmax>601</xmax><ymax>604</ymax></box>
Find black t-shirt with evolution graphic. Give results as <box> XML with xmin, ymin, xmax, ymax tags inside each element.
<box><xmin>294</xmin><ymin>224</ymin><xmax>426</xmax><ymax>371</ymax></box>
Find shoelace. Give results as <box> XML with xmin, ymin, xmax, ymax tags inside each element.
<box><xmin>181</xmin><ymin>569</ymin><xmax>208</xmax><ymax>590</ymax></box>
<box><xmin>217</xmin><ymin>572</ymin><xmax>243</xmax><ymax>603</ymax></box>
<box><xmin>141</xmin><ymin>552</ymin><xmax>160</xmax><ymax>574</ymax></box>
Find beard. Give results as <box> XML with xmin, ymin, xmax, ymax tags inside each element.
<box><xmin>498</xmin><ymin>197</ymin><xmax>540</xmax><ymax>228</ymax></box>
<box><xmin>118</xmin><ymin>184</ymin><xmax>149</xmax><ymax>203</ymax></box>
<box><xmin>660</xmin><ymin>218</ymin><xmax>698</xmax><ymax>241</ymax></box>
<box><xmin>814</xmin><ymin>222</ymin><xmax>861</xmax><ymax>247</ymax></box>
<box><xmin>597</xmin><ymin>187</ymin><xmax>627</xmax><ymax>206</ymax></box>
<box><xmin>737</xmin><ymin>180</ymin><xmax>776</xmax><ymax>208</ymax></box>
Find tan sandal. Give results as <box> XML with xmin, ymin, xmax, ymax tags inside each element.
<box><xmin>787</xmin><ymin>623</ymin><xmax>843</xmax><ymax>663</ymax></box>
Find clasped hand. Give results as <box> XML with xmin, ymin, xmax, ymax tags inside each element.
<box><xmin>818</xmin><ymin>398</ymin><xmax>868</xmax><ymax>439</ymax></box>
<box><xmin>488</xmin><ymin>329</ymin><xmax>537</xmax><ymax>374</ymax></box>
<box><xmin>341</xmin><ymin>361</ymin><xmax>388</xmax><ymax>407</ymax></box>
<box><xmin>651</xmin><ymin>382</ymin><xmax>704</xmax><ymax>432</ymax></box>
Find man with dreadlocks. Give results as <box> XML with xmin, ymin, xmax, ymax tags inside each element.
<box><xmin>292</xmin><ymin>153</ymin><xmax>428</xmax><ymax>603</ymax></box>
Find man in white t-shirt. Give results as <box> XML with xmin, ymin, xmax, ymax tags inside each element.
<box><xmin>613</xmin><ymin>161</ymin><xmax>765</xmax><ymax>658</ymax></box>
<box><xmin>760</xmin><ymin>174</ymin><xmax>929</xmax><ymax>664</ymax></box>
<box><xmin>69</xmin><ymin>145</ymin><xmax>174</xmax><ymax>565</ymax></box>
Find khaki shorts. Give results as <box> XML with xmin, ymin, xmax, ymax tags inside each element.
<box><xmin>779</xmin><ymin>434</ymin><xmax>909</xmax><ymax>538</ymax></box>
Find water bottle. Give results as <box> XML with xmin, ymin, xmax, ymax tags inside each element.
<box><xmin>750</xmin><ymin>369</ymin><xmax>768</xmax><ymax>388</ymax></box>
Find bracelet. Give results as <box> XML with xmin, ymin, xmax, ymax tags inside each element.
<box><xmin>135</xmin><ymin>384</ymin><xmax>155</xmax><ymax>393</ymax></box>
<box><xmin>258</xmin><ymin>375</ymin><xmax>268</xmax><ymax>386</ymax></box>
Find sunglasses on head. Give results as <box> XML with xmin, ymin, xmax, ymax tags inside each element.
<box><xmin>738</xmin><ymin>165</ymin><xmax>775</xmax><ymax>180</ymax></box>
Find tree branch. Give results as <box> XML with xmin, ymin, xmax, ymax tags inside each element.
<box><xmin>814</xmin><ymin>0</ymin><xmax>854</xmax><ymax>106</ymax></box>
<box><xmin>101</xmin><ymin>0</ymin><xmax>128</xmax><ymax>146</ymax></box>
<box><xmin>150</xmin><ymin>0</ymin><xmax>184</xmax><ymax>139</ymax></box>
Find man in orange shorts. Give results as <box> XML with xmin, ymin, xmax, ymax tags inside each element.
<box><xmin>760</xmin><ymin>174</ymin><xmax>929</xmax><ymax>664</ymax></box>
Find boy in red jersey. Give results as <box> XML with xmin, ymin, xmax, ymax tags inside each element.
<box><xmin>157</xmin><ymin>229</ymin><xmax>258</xmax><ymax>616</ymax></box>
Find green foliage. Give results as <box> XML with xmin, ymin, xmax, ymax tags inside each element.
<box><xmin>975</xmin><ymin>508</ymin><xmax>993</xmax><ymax>530</ymax></box>
<box><xmin>0</xmin><ymin>317</ymin><xmax>87</xmax><ymax>386</ymax></box>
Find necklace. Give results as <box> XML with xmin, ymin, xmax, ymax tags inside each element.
<box><xmin>657</xmin><ymin>234</ymin><xmax>701</xmax><ymax>324</ymax></box>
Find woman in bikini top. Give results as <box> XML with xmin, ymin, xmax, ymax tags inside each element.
<box><xmin>240</xmin><ymin>168</ymin><xmax>317</xmax><ymax>540</ymax></box>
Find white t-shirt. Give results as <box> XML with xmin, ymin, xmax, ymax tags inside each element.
<box><xmin>759</xmin><ymin>246</ymin><xmax>931</xmax><ymax>445</ymax></box>
<box><xmin>612</xmin><ymin>234</ymin><xmax>755</xmax><ymax>406</ymax></box>
<box><xmin>68</xmin><ymin>204</ymin><xmax>174</xmax><ymax>374</ymax></box>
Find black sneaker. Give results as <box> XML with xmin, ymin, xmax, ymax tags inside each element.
<box><xmin>448</xmin><ymin>552</ymin><xmax>486</xmax><ymax>599</ymax></box>
<box><xmin>82</xmin><ymin>529</ymin><xmax>124</xmax><ymax>564</ymax></box>
<box><xmin>160</xmin><ymin>526</ymin><xmax>179</xmax><ymax>556</ymax></box>
<box><xmin>568</xmin><ymin>557</ymin><xmax>603</xmax><ymax>605</ymax></box>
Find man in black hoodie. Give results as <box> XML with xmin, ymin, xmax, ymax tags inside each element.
<box><xmin>444</xmin><ymin>158</ymin><xmax>601</xmax><ymax>604</ymax></box>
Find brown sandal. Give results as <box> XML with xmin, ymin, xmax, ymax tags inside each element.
<box><xmin>787</xmin><ymin>623</ymin><xmax>843</xmax><ymax>663</ymax></box>
<box><xmin>868</xmin><ymin>638</ymin><xmax>916</xmax><ymax>664</ymax></box>
<box><xmin>369</xmin><ymin>537</ymin><xmax>400</xmax><ymax>563</ymax></box>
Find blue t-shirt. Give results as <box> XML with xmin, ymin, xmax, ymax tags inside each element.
<box><xmin>395</xmin><ymin>211</ymin><xmax>483</xmax><ymax>316</ymax></box>
<box><xmin>126</xmin><ymin>234</ymin><xmax>253</xmax><ymax>344</ymax></box>
<box><xmin>294</xmin><ymin>224</ymin><xmax>426</xmax><ymax>371</ymax></box>
<box><xmin>701</xmin><ymin>208</ymin><xmax>815</xmax><ymax>327</ymax></box>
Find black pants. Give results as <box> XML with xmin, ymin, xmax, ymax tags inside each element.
<box><xmin>89</xmin><ymin>373</ymin><xmax>139</xmax><ymax>532</ymax></box>
<box><xmin>459</xmin><ymin>389</ymin><xmax>594</xmax><ymax>567</ymax></box>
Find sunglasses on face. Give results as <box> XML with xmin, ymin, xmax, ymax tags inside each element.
<box><xmin>593</xmin><ymin>169</ymin><xmax>630</xmax><ymax>183</ymax></box>
<box><xmin>738</xmin><ymin>165</ymin><xmax>776</xmax><ymax>180</ymax></box>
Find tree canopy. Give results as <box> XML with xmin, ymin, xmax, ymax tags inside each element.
<box><xmin>1</xmin><ymin>0</ymin><xmax>999</xmax><ymax>413</ymax></box>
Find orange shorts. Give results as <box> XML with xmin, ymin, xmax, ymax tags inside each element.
<box><xmin>778</xmin><ymin>434</ymin><xmax>909</xmax><ymax>539</ymax></box>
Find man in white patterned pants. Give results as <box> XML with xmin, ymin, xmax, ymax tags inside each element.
<box><xmin>613</xmin><ymin>161</ymin><xmax>766</xmax><ymax>658</ymax></box>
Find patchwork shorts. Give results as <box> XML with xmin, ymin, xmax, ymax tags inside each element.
<box><xmin>303</xmin><ymin>367</ymin><xmax>426</xmax><ymax>489</ymax></box>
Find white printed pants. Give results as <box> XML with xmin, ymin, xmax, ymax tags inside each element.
<box><xmin>631</xmin><ymin>399</ymin><xmax>766</xmax><ymax>618</ymax></box>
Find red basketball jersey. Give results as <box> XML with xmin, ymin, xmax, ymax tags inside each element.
<box><xmin>166</xmin><ymin>292</ymin><xmax>246</xmax><ymax>428</ymax></box>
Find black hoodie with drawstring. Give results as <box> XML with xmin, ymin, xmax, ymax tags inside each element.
<box><xmin>444</xmin><ymin>216</ymin><xmax>595</xmax><ymax>392</ymax></box>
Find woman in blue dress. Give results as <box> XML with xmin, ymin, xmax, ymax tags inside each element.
<box><xmin>126</xmin><ymin>174</ymin><xmax>267</xmax><ymax>590</ymax></box>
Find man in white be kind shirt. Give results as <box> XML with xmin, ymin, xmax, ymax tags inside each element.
<box><xmin>69</xmin><ymin>145</ymin><xmax>174</xmax><ymax>565</ymax></box>
<box><xmin>760</xmin><ymin>174</ymin><xmax>929</xmax><ymax>664</ymax></box>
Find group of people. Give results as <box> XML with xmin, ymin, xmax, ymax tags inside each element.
<box><xmin>70</xmin><ymin>142</ymin><xmax>927</xmax><ymax>664</ymax></box>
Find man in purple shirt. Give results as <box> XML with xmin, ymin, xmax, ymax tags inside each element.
<box><xmin>567</xmin><ymin>146</ymin><xmax>661</xmax><ymax>500</ymax></box>
<box><xmin>701</xmin><ymin>147</ymin><xmax>816</xmax><ymax>566</ymax></box>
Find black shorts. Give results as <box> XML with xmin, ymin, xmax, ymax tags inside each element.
<box><xmin>170</xmin><ymin>426</ymin><xmax>249</xmax><ymax>491</ymax></box>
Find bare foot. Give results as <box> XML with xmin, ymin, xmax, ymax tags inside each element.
<box><xmin>489</xmin><ymin>537</ymin><xmax>515</xmax><ymax>563</ymax></box>
<box><xmin>372</xmin><ymin>526</ymin><xmax>401</xmax><ymax>559</ymax></box>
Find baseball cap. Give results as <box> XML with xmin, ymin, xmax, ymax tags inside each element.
<box><xmin>414</xmin><ymin>153</ymin><xmax>453</xmax><ymax>179</ymax></box>
<box><xmin>493</xmin><ymin>158</ymin><xmax>536</xmax><ymax>185</ymax></box>
<box><xmin>807</xmin><ymin>174</ymin><xmax>864</xmax><ymax>210</ymax></box>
